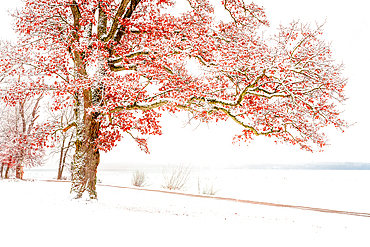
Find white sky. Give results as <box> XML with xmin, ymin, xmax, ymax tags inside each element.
<box><xmin>1</xmin><ymin>0</ymin><xmax>369</xmax><ymax>168</ymax></box>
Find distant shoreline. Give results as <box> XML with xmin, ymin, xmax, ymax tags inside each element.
<box><xmin>229</xmin><ymin>163</ymin><xmax>370</xmax><ymax>170</ymax></box>
<box><xmin>24</xmin><ymin>162</ymin><xmax>370</xmax><ymax>171</ymax></box>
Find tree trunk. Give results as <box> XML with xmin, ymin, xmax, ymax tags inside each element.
<box><xmin>70</xmin><ymin>116</ymin><xmax>100</xmax><ymax>199</ymax></box>
<box><xmin>70</xmin><ymin>88</ymin><xmax>101</xmax><ymax>199</ymax></box>
<box><xmin>15</xmin><ymin>164</ymin><xmax>24</xmax><ymax>179</ymax></box>
<box><xmin>69</xmin><ymin>26</ymin><xmax>103</xmax><ymax>198</ymax></box>
<box><xmin>58</xmin><ymin>133</ymin><xmax>74</xmax><ymax>180</ymax></box>
<box><xmin>0</xmin><ymin>164</ymin><xmax>3</xmax><ymax>178</ymax></box>
<box><xmin>5</xmin><ymin>165</ymin><xmax>10</xmax><ymax>179</ymax></box>
<box><xmin>57</xmin><ymin>138</ymin><xmax>66</xmax><ymax>180</ymax></box>
<box><xmin>57</xmin><ymin>163</ymin><xmax>64</xmax><ymax>180</ymax></box>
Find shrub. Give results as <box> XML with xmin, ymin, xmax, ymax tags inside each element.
<box><xmin>131</xmin><ymin>170</ymin><xmax>149</xmax><ymax>187</ymax></box>
<box><xmin>161</xmin><ymin>164</ymin><xmax>192</xmax><ymax>191</ymax></box>
<box><xmin>198</xmin><ymin>177</ymin><xmax>220</xmax><ymax>195</ymax></box>
<box><xmin>202</xmin><ymin>182</ymin><xmax>220</xmax><ymax>195</ymax></box>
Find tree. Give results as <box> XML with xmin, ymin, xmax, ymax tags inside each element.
<box><xmin>0</xmin><ymin>0</ymin><xmax>347</xmax><ymax>199</ymax></box>
<box><xmin>48</xmin><ymin>104</ymin><xmax>75</xmax><ymax>180</ymax></box>
<box><xmin>0</xmin><ymin>92</ymin><xmax>47</xmax><ymax>179</ymax></box>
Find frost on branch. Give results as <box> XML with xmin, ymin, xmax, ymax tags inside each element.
<box><xmin>222</xmin><ymin>0</ymin><xmax>269</xmax><ymax>28</ymax></box>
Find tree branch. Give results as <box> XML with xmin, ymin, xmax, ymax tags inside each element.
<box><xmin>109</xmin><ymin>63</ymin><xmax>137</xmax><ymax>71</ymax></box>
<box><xmin>62</xmin><ymin>122</ymin><xmax>77</xmax><ymax>133</ymax></box>
<box><xmin>212</xmin><ymin>106</ymin><xmax>279</xmax><ymax>136</ymax></box>
<box><xmin>103</xmin><ymin>0</ymin><xmax>130</xmax><ymax>42</ymax></box>
<box><xmin>70</xmin><ymin>0</ymin><xmax>81</xmax><ymax>41</ymax></box>
<box><xmin>110</xmin><ymin>100</ymin><xmax>169</xmax><ymax>113</ymax></box>
<box><xmin>97</xmin><ymin>3</ymin><xmax>108</xmax><ymax>39</ymax></box>
<box><xmin>114</xmin><ymin>0</ymin><xmax>142</xmax><ymax>42</ymax></box>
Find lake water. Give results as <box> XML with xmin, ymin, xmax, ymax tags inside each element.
<box><xmin>22</xmin><ymin>167</ymin><xmax>370</xmax><ymax>214</ymax></box>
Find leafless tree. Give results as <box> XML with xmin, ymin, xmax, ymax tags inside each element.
<box><xmin>48</xmin><ymin>104</ymin><xmax>75</xmax><ymax>180</ymax></box>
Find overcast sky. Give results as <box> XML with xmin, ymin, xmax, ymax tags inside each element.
<box><xmin>1</xmin><ymin>0</ymin><xmax>369</xmax><ymax>168</ymax></box>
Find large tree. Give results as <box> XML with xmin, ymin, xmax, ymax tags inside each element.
<box><xmin>0</xmin><ymin>0</ymin><xmax>347</xmax><ymax>199</ymax></box>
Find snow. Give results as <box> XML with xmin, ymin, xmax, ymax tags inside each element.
<box><xmin>129</xmin><ymin>27</ymin><xmax>140</xmax><ymax>32</ymax></box>
<box><xmin>1</xmin><ymin>169</ymin><xmax>370</xmax><ymax>246</ymax></box>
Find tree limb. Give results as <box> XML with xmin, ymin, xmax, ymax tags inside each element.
<box><xmin>62</xmin><ymin>122</ymin><xmax>77</xmax><ymax>132</ymax></box>
<box><xmin>102</xmin><ymin>0</ymin><xmax>130</xmax><ymax>42</ymax></box>
<box><xmin>97</xmin><ymin>3</ymin><xmax>108</xmax><ymax>39</ymax></box>
<box><xmin>110</xmin><ymin>100</ymin><xmax>169</xmax><ymax>113</ymax></box>
<box><xmin>212</xmin><ymin>106</ymin><xmax>279</xmax><ymax>136</ymax></box>
<box><xmin>70</xmin><ymin>0</ymin><xmax>81</xmax><ymax>41</ymax></box>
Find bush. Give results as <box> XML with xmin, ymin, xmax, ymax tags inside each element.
<box><xmin>198</xmin><ymin>177</ymin><xmax>220</xmax><ymax>195</ymax></box>
<box><xmin>202</xmin><ymin>183</ymin><xmax>220</xmax><ymax>195</ymax></box>
<box><xmin>161</xmin><ymin>164</ymin><xmax>192</xmax><ymax>191</ymax></box>
<box><xmin>131</xmin><ymin>170</ymin><xmax>149</xmax><ymax>187</ymax></box>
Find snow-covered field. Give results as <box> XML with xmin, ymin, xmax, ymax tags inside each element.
<box><xmin>22</xmin><ymin>168</ymin><xmax>370</xmax><ymax>212</ymax></box>
<box><xmin>1</xmin><ymin>169</ymin><xmax>370</xmax><ymax>246</ymax></box>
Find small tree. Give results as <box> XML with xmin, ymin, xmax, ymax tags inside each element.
<box><xmin>48</xmin><ymin>105</ymin><xmax>75</xmax><ymax>180</ymax></box>
<box><xmin>0</xmin><ymin>95</ymin><xmax>48</xmax><ymax>179</ymax></box>
<box><xmin>0</xmin><ymin>156</ymin><xmax>16</xmax><ymax>179</ymax></box>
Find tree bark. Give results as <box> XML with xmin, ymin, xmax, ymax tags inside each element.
<box><xmin>70</xmin><ymin>114</ymin><xmax>100</xmax><ymax>199</ymax></box>
<box><xmin>15</xmin><ymin>164</ymin><xmax>24</xmax><ymax>179</ymax></box>
<box><xmin>57</xmin><ymin>133</ymin><xmax>74</xmax><ymax>180</ymax></box>
<box><xmin>57</xmin><ymin>138</ymin><xmax>66</xmax><ymax>180</ymax></box>
<box><xmin>5</xmin><ymin>165</ymin><xmax>10</xmax><ymax>179</ymax></box>
<box><xmin>68</xmin><ymin>2</ymin><xmax>107</xmax><ymax>199</ymax></box>
<box><xmin>0</xmin><ymin>164</ymin><xmax>3</xmax><ymax>178</ymax></box>
<box><xmin>57</xmin><ymin>159</ymin><xmax>64</xmax><ymax>180</ymax></box>
<box><xmin>70</xmin><ymin>86</ymin><xmax>101</xmax><ymax>199</ymax></box>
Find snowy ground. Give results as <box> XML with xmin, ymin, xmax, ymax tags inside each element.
<box><xmin>23</xmin><ymin>168</ymin><xmax>370</xmax><ymax>213</ymax></box>
<box><xmin>1</xmin><ymin>176</ymin><xmax>369</xmax><ymax>247</ymax></box>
